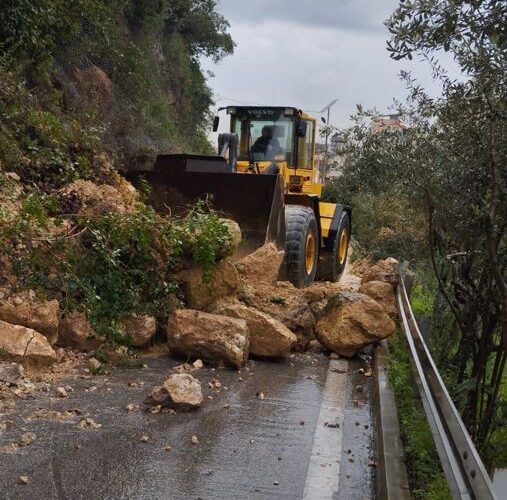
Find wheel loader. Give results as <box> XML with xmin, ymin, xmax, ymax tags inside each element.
<box><xmin>127</xmin><ymin>106</ymin><xmax>351</xmax><ymax>287</ymax></box>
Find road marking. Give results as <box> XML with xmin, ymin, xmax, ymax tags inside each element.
<box><xmin>302</xmin><ymin>358</ymin><xmax>348</xmax><ymax>500</ymax></box>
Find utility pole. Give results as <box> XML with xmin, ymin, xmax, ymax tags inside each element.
<box><xmin>319</xmin><ymin>99</ymin><xmax>338</xmax><ymax>183</ymax></box>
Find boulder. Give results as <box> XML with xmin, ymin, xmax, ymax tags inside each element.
<box><xmin>235</xmin><ymin>243</ymin><xmax>284</xmax><ymax>285</ymax></box>
<box><xmin>213</xmin><ymin>299</ymin><xmax>296</xmax><ymax>357</ymax></box>
<box><xmin>0</xmin><ymin>296</ymin><xmax>59</xmax><ymax>345</ymax></box>
<box><xmin>59</xmin><ymin>180</ymin><xmax>132</xmax><ymax>218</ymax></box>
<box><xmin>120</xmin><ymin>315</ymin><xmax>156</xmax><ymax>347</ymax></box>
<box><xmin>358</xmin><ymin>280</ymin><xmax>397</xmax><ymax>318</ymax></box>
<box><xmin>361</xmin><ymin>258</ymin><xmax>399</xmax><ymax>289</ymax></box>
<box><xmin>315</xmin><ymin>292</ymin><xmax>395</xmax><ymax>358</ymax></box>
<box><xmin>0</xmin><ymin>320</ymin><xmax>57</xmax><ymax>364</ymax></box>
<box><xmin>179</xmin><ymin>259</ymin><xmax>239</xmax><ymax>310</ymax></box>
<box><xmin>302</xmin><ymin>281</ymin><xmax>348</xmax><ymax>319</ymax></box>
<box><xmin>219</xmin><ymin>218</ymin><xmax>242</xmax><ymax>250</ymax></box>
<box><xmin>254</xmin><ymin>282</ymin><xmax>317</xmax><ymax>351</ymax></box>
<box><xmin>167</xmin><ymin>309</ymin><xmax>249</xmax><ymax>368</ymax></box>
<box><xmin>58</xmin><ymin>312</ymin><xmax>105</xmax><ymax>352</ymax></box>
<box><xmin>144</xmin><ymin>373</ymin><xmax>203</xmax><ymax>411</ymax></box>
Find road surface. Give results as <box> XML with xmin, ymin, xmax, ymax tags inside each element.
<box><xmin>0</xmin><ymin>349</ymin><xmax>374</xmax><ymax>499</ymax></box>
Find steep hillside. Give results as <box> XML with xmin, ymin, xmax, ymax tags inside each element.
<box><xmin>0</xmin><ymin>0</ymin><xmax>233</xmax><ymax>185</ymax></box>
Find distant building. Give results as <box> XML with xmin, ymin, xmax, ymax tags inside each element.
<box><xmin>371</xmin><ymin>114</ymin><xmax>407</xmax><ymax>133</ymax></box>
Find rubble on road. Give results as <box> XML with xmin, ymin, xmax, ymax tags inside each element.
<box><xmin>58</xmin><ymin>312</ymin><xmax>105</xmax><ymax>352</ymax></box>
<box><xmin>120</xmin><ymin>315</ymin><xmax>156</xmax><ymax>347</ymax></box>
<box><xmin>0</xmin><ymin>362</ymin><xmax>24</xmax><ymax>384</ymax></box>
<box><xmin>178</xmin><ymin>259</ymin><xmax>240</xmax><ymax>310</ymax></box>
<box><xmin>0</xmin><ymin>294</ymin><xmax>59</xmax><ymax>345</ymax></box>
<box><xmin>212</xmin><ymin>299</ymin><xmax>296</xmax><ymax>357</ymax></box>
<box><xmin>0</xmin><ymin>320</ymin><xmax>57</xmax><ymax>364</ymax></box>
<box><xmin>360</xmin><ymin>257</ymin><xmax>399</xmax><ymax>289</ymax></box>
<box><xmin>315</xmin><ymin>292</ymin><xmax>395</xmax><ymax>358</ymax></box>
<box><xmin>235</xmin><ymin>242</ymin><xmax>284</xmax><ymax>285</ymax></box>
<box><xmin>358</xmin><ymin>280</ymin><xmax>397</xmax><ymax>318</ymax></box>
<box><xmin>144</xmin><ymin>373</ymin><xmax>203</xmax><ymax>411</ymax></box>
<box><xmin>167</xmin><ymin>309</ymin><xmax>249</xmax><ymax>368</ymax></box>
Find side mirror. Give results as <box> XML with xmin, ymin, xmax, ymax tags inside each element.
<box><xmin>295</xmin><ymin>120</ymin><xmax>307</xmax><ymax>138</ymax></box>
<box><xmin>212</xmin><ymin>116</ymin><xmax>220</xmax><ymax>132</ymax></box>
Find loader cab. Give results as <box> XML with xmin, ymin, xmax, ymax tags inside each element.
<box><xmin>226</xmin><ymin>106</ymin><xmax>316</xmax><ymax>170</ymax></box>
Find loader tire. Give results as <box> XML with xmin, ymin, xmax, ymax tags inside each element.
<box><xmin>317</xmin><ymin>212</ymin><xmax>350</xmax><ymax>282</ymax></box>
<box><xmin>284</xmin><ymin>205</ymin><xmax>319</xmax><ymax>288</ymax></box>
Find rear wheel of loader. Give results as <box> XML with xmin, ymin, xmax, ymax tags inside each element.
<box><xmin>285</xmin><ymin>205</ymin><xmax>319</xmax><ymax>287</ymax></box>
<box><xmin>317</xmin><ymin>212</ymin><xmax>350</xmax><ymax>282</ymax></box>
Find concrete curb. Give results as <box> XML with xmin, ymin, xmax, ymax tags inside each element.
<box><xmin>373</xmin><ymin>339</ymin><xmax>411</xmax><ymax>499</ymax></box>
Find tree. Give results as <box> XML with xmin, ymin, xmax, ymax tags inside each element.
<box><xmin>384</xmin><ymin>0</ymin><xmax>506</xmax><ymax>455</ymax></box>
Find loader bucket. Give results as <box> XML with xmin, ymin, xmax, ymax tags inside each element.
<box><xmin>126</xmin><ymin>154</ymin><xmax>286</xmax><ymax>252</ymax></box>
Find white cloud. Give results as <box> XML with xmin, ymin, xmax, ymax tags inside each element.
<box><xmin>203</xmin><ymin>0</ymin><xmax>460</xmax><ymax>136</ymax></box>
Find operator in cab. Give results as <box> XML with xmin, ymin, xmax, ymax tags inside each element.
<box><xmin>250</xmin><ymin>125</ymin><xmax>281</xmax><ymax>161</ymax></box>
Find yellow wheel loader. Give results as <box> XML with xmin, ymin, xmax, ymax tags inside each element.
<box><xmin>128</xmin><ymin>106</ymin><xmax>351</xmax><ymax>288</ymax></box>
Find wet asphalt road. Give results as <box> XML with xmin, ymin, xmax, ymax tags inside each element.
<box><xmin>0</xmin><ymin>352</ymin><xmax>374</xmax><ymax>500</ymax></box>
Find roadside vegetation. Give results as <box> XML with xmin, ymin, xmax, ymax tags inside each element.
<box><xmin>324</xmin><ymin>0</ymin><xmax>506</xmax><ymax>485</ymax></box>
<box><xmin>0</xmin><ymin>0</ymin><xmax>235</xmax><ymax>344</ymax></box>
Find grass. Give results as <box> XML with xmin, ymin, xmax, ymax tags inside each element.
<box><xmin>388</xmin><ymin>330</ymin><xmax>452</xmax><ymax>500</ymax></box>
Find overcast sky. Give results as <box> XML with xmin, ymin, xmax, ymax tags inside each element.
<box><xmin>203</xmin><ymin>0</ymin><xmax>458</xmax><ymax>134</ymax></box>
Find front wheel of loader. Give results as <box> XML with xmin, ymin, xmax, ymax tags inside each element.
<box><xmin>317</xmin><ymin>212</ymin><xmax>350</xmax><ymax>282</ymax></box>
<box><xmin>284</xmin><ymin>205</ymin><xmax>319</xmax><ymax>288</ymax></box>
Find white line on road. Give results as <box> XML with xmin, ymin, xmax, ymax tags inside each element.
<box><xmin>302</xmin><ymin>358</ymin><xmax>348</xmax><ymax>500</ymax></box>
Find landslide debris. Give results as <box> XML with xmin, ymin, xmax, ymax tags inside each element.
<box><xmin>167</xmin><ymin>309</ymin><xmax>250</xmax><ymax>368</ymax></box>
<box><xmin>144</xmin><ymin>373</ymin><xmax>203</xmax><ymax>411</ymax></box>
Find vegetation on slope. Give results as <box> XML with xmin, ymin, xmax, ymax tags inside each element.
<box><xmin>0</xmin><ymin>1</ymin><xmax>235</xmax><ymax>343</ymax></box>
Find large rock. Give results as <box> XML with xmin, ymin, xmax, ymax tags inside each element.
<box><xmin>58</xmin><ymin>312</ymin><xmax>105</xmax><ymax>352</ymax></box>
<box><xmin>120</xmin><ymin>315</ymin><xmax>156</xmax><ymax>347</ymax></box>
<box><xmin>358</xmin><ymin>280</ymin><xmax>397</xmax><ymax>318</ymax></box>
<box><xmin>144</xmin><ymin>373</ymin><xmax>203</xmax><ymax>411</ymax></box>
<box><xmin>219</xmin><ymin>218</ymin><xmax>242</xmax><ymax>252</ymax></box>
<box><xmin>235</xmin><ymin>243</ymin><xmax>284</xmax><ymax>285</ymax></box>
<box><xmin>361</xmin><ymin>258</ymin><xmax>399</xmax><ymax>289</ymax></box>
<box><xmin>0</xmin><ymin>320</ymin><xmax>57</xmax><ymax>364</ymax></box>
<box><xmin>213</xmin><ymin>299</ymin><xmax>296</xmax><ymax>357</ymax></box>
<box><xmin>254</xmin><ymin>282</ymin><xmax>316</xmax><ymax>351</ymax></box>
<box><xmin>0</xmin><ymin>296</ymin><xmax>59</xmax><ymax>345</ymax></box>
<box><xmin>59</xmin><ymin>179</ymin><xmax>132</xmax><ymax>218</ymax></box>
<box><xmin>315</xmin><ymin>292</ymin><xmax>395</xmax><ymax>357</ymax></box>
<box><xmin>179</xmin><ymin>259</ymin><xmax>239</xmax><ymax>310</ymax></box>
<box><xmin>302</xmin><ymin>281</ymin><xmax>348</xmax><ymax>319</ymax></box>
<box><xmin>167</xmin><ymin>309</ymin><xmax>249</xmax><ymax>368</ymax></box>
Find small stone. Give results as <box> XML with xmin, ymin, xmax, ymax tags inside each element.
<box><xmin>140</xmin><ymin>435</ymin><xmax>149</xmax><ymax>443</ymax></box>
<box><xmin>17</xmin><ymin>475</ymin><xmax>30</xmax><ymax>485</ymax></box>
<box><xmin>88</xmin><ymin>357</ymin><xmax>101</xmax><ymax>370</ymax></box>
<box><xmin>223</xmin><ymin>404</ymin><xmax>230</xmax><ymax>409</ymax></box>
<box><xmin>126</xmin><ymin>404</ymin><xmax>139</xmax><ymax>412</ymax></box>
<box><xmin>207</xmin><ymin>396</ymin><xmax>213</xmax><ymax>400</ymax></box>
<box><xmin>249</xmin><ymin>439</ymin><xmax>255</xmax><ymax>444</ymax></box>
<box><xmin>192</xmin><ymin>359</ymin><xmax>203</xmax><ymax>370</ymax></box>
<box><xmin>164</xmin><ymin>446</ymin><xmax>172</xmax><ymax>452</ymax></box>
<box><xmin>77</xmin><ymin>417</ymin><xmax>101</xmax><ymax>429</ymax></box>
<box><xmin>273</xmin><ymin>481</ymin><xmax>279</xmax><ymax>486</ymax></box>
<box><xmin>18</xmin><ymin>432</ymin><xmax>36</xmax><ymax>447</ymax></box>
<box><xmin>329</xmin><ymin>352</ymin><xmax>340</xmax><ymax>359</ymax></box>
<box><xmin>13</xmin><ymin>297</ymin><xmax>23</xmax><ymax>306</ymax></box>
<box><xmin>353</xmin><ymin>398</ymin><xmax>359</xmax><ymax>406</ymax></box>
<box><xmin>149</xmin><ymin>405</ymin><xmax>162</xmax><ymax>414</ymax></box>
<box><xmin>355</xmin><ymin>385</ymin><xmax>363</xmax><ymax>393</ymax></box>
<box><xmin>256</xmin><ymin>392</ymin><xmax>265</xmax><ymax>400</ymax></box>
<box><xmin>299</xmin><ymin>420</ymin><xmax>305</xmax><ymax>426</ymax></box>
<box><xmin>191</xmin><ymin>435</ymin><xmax>199</xmax><ymax>445</ymax></box>
<box><xmin>368</xmin><ymin>460</ymin><xmax>377</xmax><ymax>467</ymax></box>
<box><xmin>238</xmin><ymin>377</ymin><xmax>243</xmax><ymax>382</ymax></box>
<box><xmin>56</xmin><ymin>387</ymin><xmax>68</xmax><ymax>398</ymax></box>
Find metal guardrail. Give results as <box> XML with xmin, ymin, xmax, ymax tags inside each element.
<box><xmin>397</xmin><ymin>272</ymin><xmax>497</xmax><ymax>500</ymax></box>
